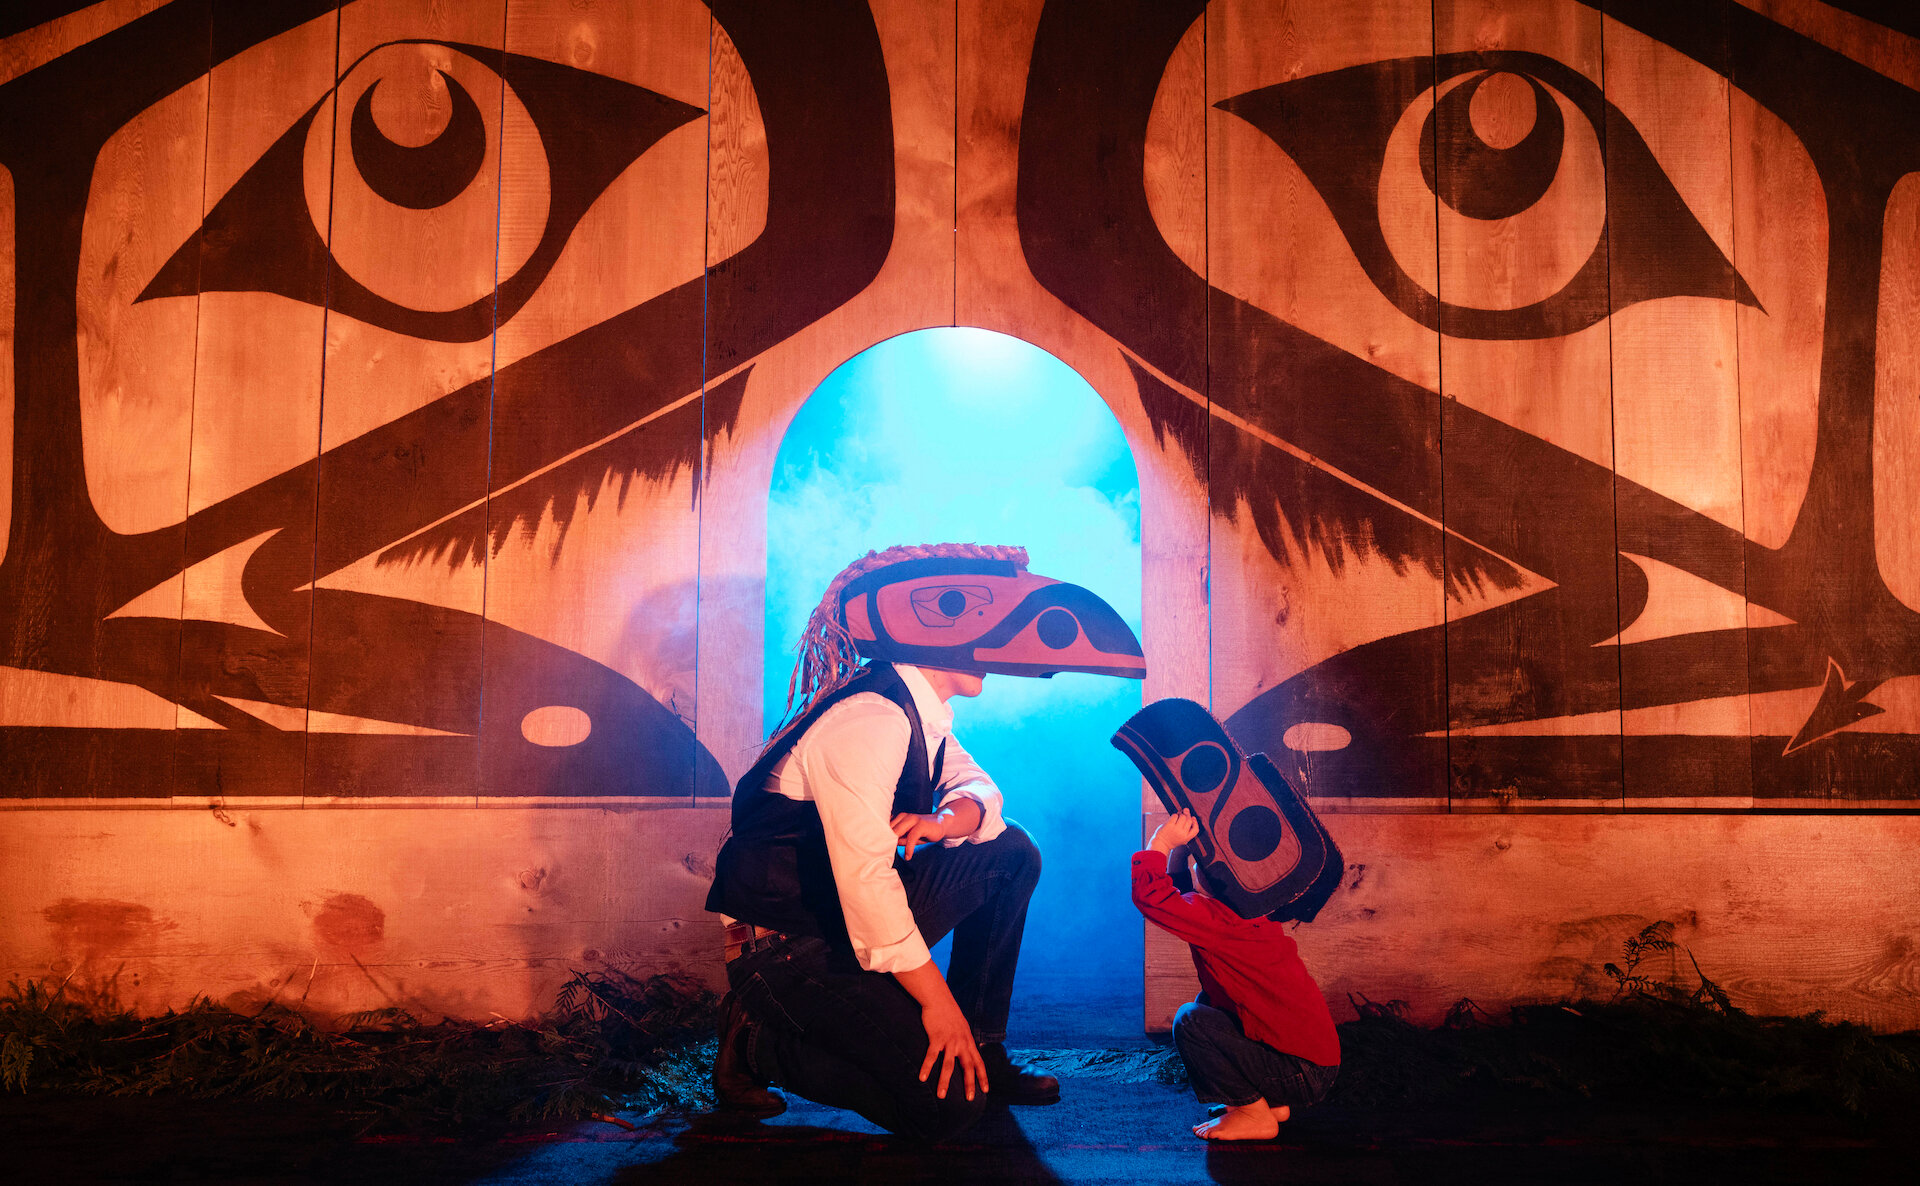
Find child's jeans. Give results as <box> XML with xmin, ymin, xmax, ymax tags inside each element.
<box><xmin>1173</xmin><ymin>1001</ymin><xmax>1338</xmax><ymax>1108</ymax></box>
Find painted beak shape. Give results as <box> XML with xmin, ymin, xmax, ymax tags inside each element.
<box><xmin>839</xmin><ymin>556</ymin><xmax>1145</xmax><ymax>679</ymax></box>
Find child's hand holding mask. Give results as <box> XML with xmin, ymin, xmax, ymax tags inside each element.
<box><xmin>1149</xmin><ymin>808</ymin><xmax>1200</xmax><ymax>854</ymax></box>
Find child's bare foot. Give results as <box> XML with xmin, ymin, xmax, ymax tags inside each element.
<box><xmin>1207</xmin><ymin>1102</ymin><xmax>1292</xmax><ymax>1123</ymax></box>
<box><xmin>1192</xmin><ymin>1101</ymin><xmax>1281</xmax><ymax>1141</ymax></box>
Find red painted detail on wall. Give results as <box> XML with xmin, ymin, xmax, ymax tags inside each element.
<box><xmin>42</xmin><ymin>899</ymin><xmax>173</xmax><ymax>954</ymax></box>
<box><xmin>309</xmin><ymin>893</ymin><xmax>386</xmax><ymax>951</ymax></box>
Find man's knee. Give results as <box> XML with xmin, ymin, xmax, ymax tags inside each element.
<box><xmin>991</xmin><ymin>822</ymin><xmax>1042</xmax><ymax>886</ymax></box>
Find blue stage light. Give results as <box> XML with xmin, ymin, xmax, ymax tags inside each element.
<box><xmin>766</xmin><ymin>328</ymin><xmax>1146</xmax><ymax>1001</ymax></box>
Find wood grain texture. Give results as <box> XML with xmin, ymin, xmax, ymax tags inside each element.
<box><xmin>1603</xmin><ymin>6</ymin><xmax>1753</xmax><ymax>806</ymax></box>
<box><xmin>303</xmin><ymin>0</ymin><xmax>507</xmax><ymax>801</ymax></box>
<box><xmin>961</xmin><ymin>1</ymin><xmax>1204</xmax><ymax>1030</ymax></box>
<box><xmin>958</xmin><ymin>0</ymin><xmax>1206</xmax><ymax>720</ymax></box>
<box><xmin>1133</xmin><ymin>8</ymin><xmax>1211</xmax><ymax>807</ymax></box>
<box><xmin>959</xmin><ymin>0</ymin><xmax>1204</xmax><ymax>848</ymax></box>
<box><xmin>0</xmin><ymin>805</ymin><xmax>730</xmax><ymax>1019</ymax></box>
<box><xmin>1205</xmin><ymin>0</ymin><xmax>1449</xmax><ymax>808</ymax></box>
<box><xmin>180</xmin><ymin>9</ymin><xmax>338</xmax><ymax>517</ymax></box>
<box><xmin>1433</xmin><ymin>0</ymin><xmax>1622</xmax><ymax>807</ymax></box>
<box><xmin>0</xmin><ymin>801</ymin><xmax>1914</xmax><ymax>1032</ymax></box>
<box><xmin>688</xmin><ymin>3</ymin><xmax>775</xmax><ymax>792</ymax></box>
<box><xmin>1729</xmin><ymin>92</ymin><xmax>1824</xmax><ymax>554</ymax></box>
<box><xmin>1604</xmin><ymin>11</ymin><xmax>1742</xmax><ymax>535</ymax></box>
<box><xmin>696</xmin><ymin>0</ymin><xmax>955</xmax><ymax>787</ymax></box>
<box><xmin>3</xmin><ymin>0</ymin><xmax>1920</xmax><ymax>1044</ymax></box>
<box><xmin>74</xmin><ymin>74</ymin><xmax>206</xmax><ymax>535</ymax></box>
<box><xmin>0</xmin><ymin>0</ymin><xmax>165</xmax><ymax>88</ymax></box>
<box><xmin>1144</xmin><ymin>809</ymin><xmax>1920</xmax><ymax>1032</ymax></box>
<box><xmin>1875</xmin><ymin>173</ymin><xmax>1920</xmax><ymax>616</ymax></box>
<box><xmin>1</xmin><ymin>161</ymin><xmax>11</xmax><ymax>568</ymax></box>
<box><xmin>473</xmin><ymin>0</ymin><xmax>710</xmax><ymax>800</ymax></box>
<box><xmin>1729</xmin><ymin>5</ymin><xmax>1920</xmax><ymax>800</ymax></box>
<box><xmin>870</xmin><ymin>0</ymin><xmax>957</xmax><ymax>314</ymax></box>
<box><xmin>704</xmin><ymin>16</ymin><xmax>767</xmax><ymax>272</ymax></box>
<box><xmin>1726</xmin><ymin>76</ymin><xmax>1827</xmax><ymax>798</ymax></box>
<box><xmin>171</xmin><ymin>7</ymin><xmax>338</xmax><ymax>799</ymax></box>
<box><xmin>1736</xmin><ymin>0</ymin><xmax>1920</xmax><ymax>92</ymax></box>
<box><xmin>0</xmin><ymin>12</ymin><xmax>213</xmax><ymax>797</ymax></box>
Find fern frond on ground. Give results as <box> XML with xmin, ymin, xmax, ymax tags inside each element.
<box><xmin>0</xmin><ymin>970</ymin><xmax>718</xmax><ymax>1132</ymax></box>
<box><xmin>1334</xmin><ymin>924</ymin><xmax>1920</xmax><ymax>1120</ymax></box>
<box><xmin>1331</xmin><ymin>994</ymin><xmax>1920</xmax><ymax>1119</ymax></box>
<box><xmin>7</xmin><ymin>927</ymin><xmax>1917</xmax><ymax>1134</ymax></box>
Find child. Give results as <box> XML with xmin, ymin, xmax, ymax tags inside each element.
<box><xmin>1133</xmin><ymin>809</ymin><xmax>1341</xmax><ymax>1141</ymax></box>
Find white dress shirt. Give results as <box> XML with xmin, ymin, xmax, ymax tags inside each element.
<box><xmin>762</xmin><ymin>663</ymin><xmax>1007</xmax><ymax>973</ymax></box>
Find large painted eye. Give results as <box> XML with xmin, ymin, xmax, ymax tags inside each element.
<box><xmin>138</xmin><ymin>41</ymin><xmax>703</xmax><ymax>342</ymax></box>
<box><xmin>910</xmin><ymin>585</ymin><xmax>994</xmax><ymax>626</ymax></box>
<box><xmin>1217</xmin><ymin>51</ymin><xmax>1756</xmax><ymax>339</ymax></box>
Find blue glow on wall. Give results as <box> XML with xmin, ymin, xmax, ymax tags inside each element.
<box><xmin>766</xmin><ymin>327</ymin><xmax>1145</xmax><ymax>989</ymax></box>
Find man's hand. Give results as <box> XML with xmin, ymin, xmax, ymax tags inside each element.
<box><xmin>1149</xmin><ymin>808</ymin><xmax>1200</xmax><ymax>854</ymax></box>
<box><xmin>917</xmin><ymin>997</ymin><xmax>986</xmax><ymax>1101</ymax></box>
<box><xmin>891</xmin><ymin>797</ymin><xmax>983</xmax><ymax>860</ymax></box>
<box><xmin>895</xmin><ymin>960</ymin><xmax>987</xmax><ymax>1101</ymax></box>
<box><xmin>891</xmin><ymin>812</ymin><xmax>948</xmax><ymax>857</ymax></box>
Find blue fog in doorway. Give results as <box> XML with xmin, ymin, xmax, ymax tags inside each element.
<box><xmin>766</xmin><ymin>328</ymin><xmax>1146</xmax><ymax>1027</ymax></box>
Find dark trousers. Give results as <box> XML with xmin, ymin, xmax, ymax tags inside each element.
<box><xmin>1172</xmin><ymin>1000</ymin><xmax>1338</xmax><ymax>1109</ymax></box>
<box><xmin>726</xmin><ymin>823</ymin><xmax>1042</xmax><ymax>1141</ymax></box>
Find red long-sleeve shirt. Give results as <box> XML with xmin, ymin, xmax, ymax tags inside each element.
<box><xmin>1131</xmin><ymin>849</ymin><xmax>1340</xmax><ymax>1067</ymax></box>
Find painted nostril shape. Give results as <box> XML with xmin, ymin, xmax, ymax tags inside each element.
<box><xmin>1283</xmin><ymin>722</ymin><xmax>1352</xmax><ymax>752</ymax></box>
<box><xmin>1227</xmin><ymin>804</ymin><xmax>1284</xmax><ymax>862</ymax></box>
<box><xmin>521</xmin><ymin>705</ymin><xmax>591</xmax><ymax>747</ymax></box>
<box><xmin>1178</xmin><ymin>743</ymin><xmax>1230</xmax><ymax>794</ymax></box>
<box><xmin>1036</xmin><ymin>608</ymin><xmax>1079</xmax><ymax>649</ymax></box>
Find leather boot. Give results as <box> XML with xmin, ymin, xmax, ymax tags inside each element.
<box><xmin>978</xmin><ymin>1042</ymin><xmax>1060</xmax><ymax>1105</ymax></box>
<box><xmin>712</xmin><ymin>990</ymin><xmax>786</xmax><ymax>1118</ymax></box>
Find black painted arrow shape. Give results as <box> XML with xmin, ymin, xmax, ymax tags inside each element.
<box><xmin>1782</xmin><ymin>657</ymin><xmax>1887</xmax><ymax>756</ymax></box>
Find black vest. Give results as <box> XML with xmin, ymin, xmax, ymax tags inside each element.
<box><xmin>704</xmin><ymin>664</ymin><xmax>945</xmax><ymax>944</ymax></box>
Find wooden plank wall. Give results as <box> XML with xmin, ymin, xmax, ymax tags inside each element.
<box><xmin>0</xmin><ymin>805</ymin><xmax>730</xmax><ymax>1016</ymax></box>
<box><xmin>2</xmin><ymin>0</ymin><xmax>1919</xmax><ymax>1031</ymax></box>
<box><xmin>174</xmin><ymin>3</ymin><xmax>335</xmax><ymax>800</ymax></box>
<box><xmin>2</xmin><ymin>806</ymin><xmax>1916</xmax><ymax>1030</ymax></box>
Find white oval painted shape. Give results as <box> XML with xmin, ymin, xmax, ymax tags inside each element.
<box><xmin>1282</xmin><ymin>722</ymin><xmax>1352</xmax><ymax>752</ymax></box>
<box><xmin>521</xmin><ymin>705</ymin><xmax>591</xmax><ymax>747</ymax></box>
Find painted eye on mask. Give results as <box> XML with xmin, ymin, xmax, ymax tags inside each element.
<box><xmin>909</xmin><ymin>585</ymin><xmax>994</xmax><ymax>627</ymax></box>
<box><xmin>1216</xmin><ymin>51</ymin><xmax>1758</xmax><ymax>340</ymax></box>
<box><xmin>137</xmin><ymin>40</ymin><xmax>704</xmax><ymax>343</ymax></box>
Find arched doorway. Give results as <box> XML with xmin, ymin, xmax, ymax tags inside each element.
<box><xmin>765</xmin><ymin>327</ymin><xmax>1144</xmax><ymax>1035</ymax></box>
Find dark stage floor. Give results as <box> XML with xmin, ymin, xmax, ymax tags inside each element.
<box><xmin>10</xmin><ymin>971</ymin><xmax>1915</xmax><ymax>1185</ymax></box>
<box><xmin>9</xmin><ymin>1063</ymin><xmax>1915</xmax><ymax>1185</ymax></box>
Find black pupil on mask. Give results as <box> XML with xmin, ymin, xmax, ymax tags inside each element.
<box><xmin>1180</xmin><ymin>743</ymin><xmax>1229</xmax><ymax>794</ymax></box>
<box><xmin>937</xmin><ymin>590</ymin><xmax>968</xmax><ymax>618</ymax></box>
<box><xmin>351</xmin><ymin>71</ymin><xmax>487</xmax><ymax>211</ymax></box>
<box><xmin>1037</xmin><ymin>607</ymin><xmax>1079</xmax><ymax>649</ymax></box>
<box><xmin>1420</xmin><ymin>70</ymin><xmax>1563</xmax><ymax>221</ymax></box>
<box><xmin>1228</xmin><ymin>805</ymin><xmax>1284</xmax><ymax>863</ymax></box>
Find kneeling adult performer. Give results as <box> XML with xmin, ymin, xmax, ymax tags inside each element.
<box><xmin>705</xmin><ymin>542</ymin><xmax>1147</xmax><ymax>1140</ymax></box>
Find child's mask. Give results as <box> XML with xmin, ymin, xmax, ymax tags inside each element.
<box><xmin>1114</xmin><ymin>698</ymin><xmax>1344</xmax><ymax>922</ymax></box>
